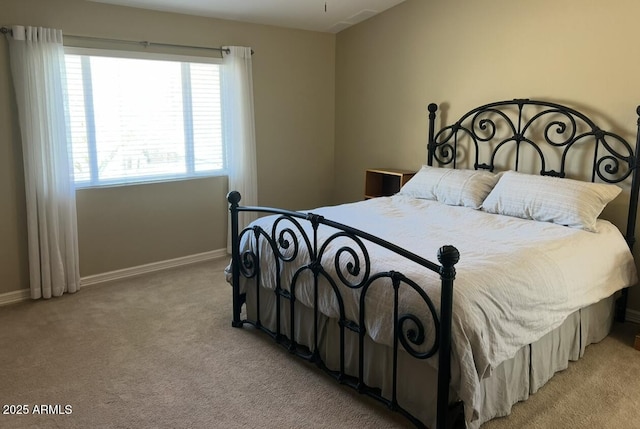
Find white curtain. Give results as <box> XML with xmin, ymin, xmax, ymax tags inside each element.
<box><xmin>7</xmin><ymin>26</ymin><xmax>80</xmax><ymax>299</ymax></box>
<box><xmin>222</xmin><ymin>46</ymin><xmax>258</xmax><ymax>252</ymax></box>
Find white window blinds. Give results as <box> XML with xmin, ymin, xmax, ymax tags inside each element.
<box><xmin>64</xmin><ymin>50</ymin><xmax>224</xmax><ymax>187</ymax></box>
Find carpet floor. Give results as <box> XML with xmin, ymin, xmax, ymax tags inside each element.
<box><xmin>1</xmin><ymin>258</ymin><xmax>639</xmax><ymax>428</ymax></box>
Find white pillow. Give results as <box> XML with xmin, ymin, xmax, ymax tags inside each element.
<box><xmin>481</xmin><ymin>170</ymin><xmax>622</xmax><ymax>232</ymax></box>
<box><xmin>398</xmin><ymin>166</ymin><xmax>499</xmax><ymax>209</ymax></box>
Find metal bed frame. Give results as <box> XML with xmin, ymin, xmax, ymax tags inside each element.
<box><xmin>227</xmin><ymin>99</ymin><xmax>640</xmax><ymax>429</ymax></box>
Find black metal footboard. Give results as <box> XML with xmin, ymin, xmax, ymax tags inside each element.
<box><xmin>227</xmin><ymin>191</ymin><xmax>463</xmax><ymax>429</ymax></box>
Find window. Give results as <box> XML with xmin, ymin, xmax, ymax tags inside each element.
<box><xmin>64</xmin><ymin>48</ymin><xmax>224</xmax><ymax>187</ymax></box>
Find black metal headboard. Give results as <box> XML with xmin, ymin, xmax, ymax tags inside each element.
<box><xmin>427</xmin><ymin>99</ymin><xmax>640</xmax><ymax>321</ymax></box>
<box><xmin>427</xmin><ymin>99</ymin><xmax>640</xmax><ymax>246</ymax></box>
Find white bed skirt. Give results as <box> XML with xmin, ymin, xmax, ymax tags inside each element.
<box><xmin>242</xmin><ymin>286</ymin><xmax>614</xmax><ymax>429</ymax></box>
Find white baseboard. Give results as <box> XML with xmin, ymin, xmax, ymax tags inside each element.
<box><xmin>0</xmin><ymin>289</ymin><xmax>31</xmax><ymax>307</ymax></box>
<box><xmin>626</xmin><ymin>308</ymin><xmax>640</xmax><ymax>324</ymax></box>
<box><xmin>0</xmin><ymin>249</ymin><xmax>228</xmax><ymax>306</ymax></box>
<box><xmin>80</xmin><ymin>248</ymin><xmax>228</xmax><ymax>287</ymax></box>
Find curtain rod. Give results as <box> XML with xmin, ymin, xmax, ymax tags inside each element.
<box><xmin>1</xmin><ymin>26</ymin><xmax>234</xmax><ymax>55</ymax></box>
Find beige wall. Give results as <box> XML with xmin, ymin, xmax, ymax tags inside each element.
<box><xmin>0</xmin><ymin>0</ymin><xmax>335</xmax><ymax>291</ymax></box>
<box><xmin>334</xmin><ymin>0</ymin><xmax>640</xmax><ymax>312</ymax></box>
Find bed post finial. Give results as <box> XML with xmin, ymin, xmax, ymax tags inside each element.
<box><xmin>437</xmin><ymin>245</ymin><xmax>459</xmax><ymax>270</ymax></box>
<box><xmin>227</xmin><ymin>190</ymin><xmax>241</xmax><ymax>205</ymax></box>
<box><xmin>428</xmin><ymin>103</ymin><xmax>438</xmax><ymax>166</ymax></box>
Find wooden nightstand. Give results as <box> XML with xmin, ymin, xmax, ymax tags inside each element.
<box><xmin>364</xmin><ymin>168</ymin><xmax>416</xmax><ymax>199</ymax></box>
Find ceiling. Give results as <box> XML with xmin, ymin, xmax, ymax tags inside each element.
<box><xmin>87</xmin><ymin>0</ymin><xmax>406</xmax><ymax>33</ymax></box>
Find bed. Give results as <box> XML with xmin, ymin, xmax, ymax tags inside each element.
<box><xmin>225</xmin><ymin>99</ymin><xmax>640</xmax><ymax>429</ymax></box>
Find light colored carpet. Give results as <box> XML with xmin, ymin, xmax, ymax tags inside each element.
<box><xmin>0</xmin><ymin>258</ymin><xmax>638</xmax><ymax>429</ymax></box>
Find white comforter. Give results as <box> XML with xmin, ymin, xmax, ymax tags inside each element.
<box><xmin>235</xmin><ymin>195</ymin><xmax>637</xmax><ymax>422</ymax></box>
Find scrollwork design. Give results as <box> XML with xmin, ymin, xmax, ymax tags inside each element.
<box><xmin>477</xmin><ymin>118</ymin><xmax>497</xmax><ymax>141</ymax></box>
<box><xmin>522</xmin><ymin>109</ymin><xmax>577</xmax><ymax>147</ymax></box>
<box><xmin>276</xmin><ymin>227</ymin><xmax>299</xmax><ymax>261</ymax></box>
<box><xmin>428</xmin><ymin>100</ymin><xmax>637</xmax><ymax>189</ymax></box>
<box><xmin>398</xmin><ymin>313</ymin><xmax>439</xmax><ymax>359</ymax></box>
<box><xmin>596</xmin><ymin>155</ymin><xmax>621</xmax><ymax>182</ymax></box>
<box><xmin>271</xmin><ymin>215</ymin><xmax>312</xmax><ymax>264</ymax></box>
<box><xmin>335</xmin><ymin>246</ymin><xmax>361</xmax><ymax>278</ymax></box>
<box><xmin>470</xmin><ymin>108</ymin><xmax>516</xmax><ymax>142</ymax></box>
<box><xmin>358</xmin><ymin>271</ymin><xmax>440</xmax><ymax>360</ymax></box>
<box><xmin>594</xmin><ymin>133</ymin><xmax>634</xmax><ymax>183</ymax></box>
<box><xmin>239</xmin><ymin>250</ymin><xmax>258</xmax><ymax>278</ymax></box>
<box><xmin>395</xmin><ymin>277</ymin><xmax>439</xmax><ymax>359</ymax></box>
<box><xmin>317</xmin><ymin>231</ymin><xmax>371</xmax><ymax>289</ymax></box>
<box><xmin>237</xmin><ymin>228</ymin><xmax>261</xmax><ymax>279</ymax></box>
<box><xmin>433</xmin><ymin>141</ymin><xmax>455</xmax><ymax>165</ymax></box>
<box><xmin>543</xmin><ymin>120</ymin><xmax>569</xmax><ymax>146</ymax></box>
<box><xmin>432</xmin><ymin>126</ymin><xmax>460</xmax><ymax>165</ymax></box>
